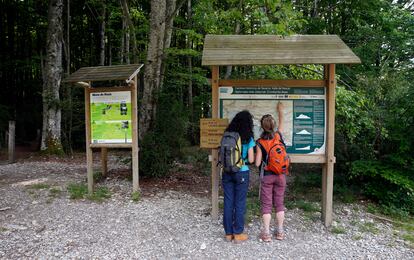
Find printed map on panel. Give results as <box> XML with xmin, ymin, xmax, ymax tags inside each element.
<box><xmin>222</xmin><ymin>100</ymin><xmax>293</xmax><ymax>146</ymax></box>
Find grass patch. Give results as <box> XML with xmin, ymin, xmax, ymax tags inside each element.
<box><xmin>296</xmin><ymin>200</ymin><xmax>320</xmax><ymax>212</ymax></box>
<box><xmin>245</xmin><ymin>196</ymin><xmax>261</xmax><ymax>223</ymax></box>
<box><xmin>352</xmin><ymin>234</ymin><xmax>363</xmax><ymax>240</ymax></box>
<box><xmin>131</xmin><ymin>191</ymin><xmax>141</xmax><ymax>202</ymax></box>
<box><xmin>28</xmin><ymin>183</ymin><xmax>50</xmax><ymax>190</ymax></box>
<box><xmin>67</xmin><ymin>183</ymin><xmax>111</xmax><ymax>202</ymax></box>
<box><xmin>219</xmin><ymin>201</ymin><xmax>224</xmax><ymax>210</ymax></box>
<box><xmin>67</xmin><ymin>183</ymin><xmax>88</xmax><ymax>199</ymax></box>
<box><xmin>49</xmin><ymin>187</ymin><xmax>62</xmax><ymax>198</ymax></box>
<box><xmin>303</xmin><ymin>211</ymin><xmax>320</xmax><ymax>222</ymax></box>
<box><xmin>359</xmin><ymin>222</ymin><xmax>379</xmax><ymax>234</ymax></box>
<box><xmin>0</xmin><ymin>227</ymin><xmax>8</xmax><ymax>232</ymax></box>
<box><xmin>402</xmin><ymin>233</ymin><xmax>414</xmax><ymax>245</ymax></box>
<box><xmin>331</xmin><ymin>226</ymin><xmax>347</xmax><ymax>234</ymax></box>
<box><xmin>93</xmin><ymin>171</ymin><xmax>104</xmax><ymax>182</ymax></box>
<box><xmin>87</xmin><ymin>187</ymin><xmax>111</xmax><ymax>202</ymax></box>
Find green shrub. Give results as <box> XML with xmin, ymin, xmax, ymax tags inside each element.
<box><xmin>139</xmin><ymin>92</ymin><xmax>188</xmax><ymax>178</ymax></box>
<box><xmin>351</xmin><ymin>160</ymin><xmax>414</xmax><ymax>214</ymax></box>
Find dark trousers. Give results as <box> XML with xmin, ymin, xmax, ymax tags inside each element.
<box><xmin>222</xmin><ymin>170</ymin><xmax>249</xmax><ymax>235</ymax></box>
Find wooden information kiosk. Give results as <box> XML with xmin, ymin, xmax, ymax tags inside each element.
<box><xmin>201</xmin><ymin>35</ymin><xmax>360</xmax><ymax>226</ymax></box>
<box><xmin>64</xmin><ymin>64</ymin><xmax>143</xmax><ymax>193</ymax></box>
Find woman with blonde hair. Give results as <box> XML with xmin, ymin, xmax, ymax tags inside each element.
<box><xmin>255</xmin><ymin>102</ymin><xmax>289</xmax><ymax>242</ymax></box>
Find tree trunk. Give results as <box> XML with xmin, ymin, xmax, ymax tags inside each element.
<box><xmin>120</xmin><ymin>0</ymin><xmax>138</xmax><ymax>63</ymax></box>
<box><xmin>140</xmin><ymin>0</ymin><xmax>184</xmax><ymax>138</ymax></box>
<box><xmin>159</xmin><ymin>0</ymin><xmax>177</xmax><ymax>90</ymax></box>
<box><xmin>224</xmin><ymin>0</ymin><xmax>242</xmax><ymax>79</ymax></box>
<box><xmin>187</xmin><ymin>0</ymin><xmax>193</xmax><ymax>113</ymax></box>
<box><xmin>140</xmin><ymin>0</ymin><xmax>167</xmax><ymax>138</ymax></box>
<box><xmin>99</xmin><ymin>3</ymin><xmax>106</xmax><ymax>66</ymax></box>
<box><xmin>120</xmin><ymin>18</ymin><xmax>125</xmax><ymax>64</ymax></box>
<box><xmin>41</xmin><ymin>0</ymin><xmax>63</xmax><ymax>153</ymax></box>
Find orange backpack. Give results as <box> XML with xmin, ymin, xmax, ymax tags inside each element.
<box><xmin>257</xmin><ymin>131</ymin><xmax>290</xmax><ymax>175</ymax></box>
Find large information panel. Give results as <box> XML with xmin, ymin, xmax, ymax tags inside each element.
<box><xmin>219</xmin><ymin>87</ymin><xmax>325</xmax><ymax>154</ymax></box>
<box><xmin>90</xmin><ymin>91</ymin><xmax>132</xmax><ymax>144</ymax></box>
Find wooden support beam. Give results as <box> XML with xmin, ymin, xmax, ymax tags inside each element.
<box><xmin>218</xmin><ymin>79</ymin><xmax>325</xmax><ymax>87</ymax></box>
<box><xmin>85</xmin><ymin>86</ymin><xmax>94</xmax><ymax>194</ymax></box>
<box><xmin>8</xmin><ymin>121</ymin><xmax>15</xmax><ymax>164</ymax></box>
<box><xmin>322</xmin><ymin>64</ymin><xmax>336</xmax><ymax>226</ymax></box>
<box><xmin>90</xmin><ymin>143</ymin><xmax>132</xmax><ymax>149</ymax></box>
<box><xmin>131</xmin><ymin>75</ymin><xmax>139</xmax><ymax>192</ymax></box>
<box><xmin>211</xmin><ymin>66</ymin><xmax>220</xmax><ymax>220</ymax></box>
<box><xmin>101</xmin><ymin>148</ymin><xmax>108</xmax><ymax>177</ymax></box>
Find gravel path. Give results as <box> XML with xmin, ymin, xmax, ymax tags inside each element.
<box><xmin>0</xmin><ymin>160</ymin><xmax>413</xmax><ymax>259</ymax></box>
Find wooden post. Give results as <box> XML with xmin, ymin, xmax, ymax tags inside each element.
<box><xmin>85</xmin><ymin>86</ymin><xmax>94</xmax><ymax>194</ymax></box>
<box><xmin>211</xmin><ymin>66</ymin><xmax>219</xmax><ymax>219</ymax></box>
<box><xmin>8</xmin><ymin>121</ymin><xmax>15</xmax><ymax>164</ymax></box>
<box><xmin>101</xmin><ymin>148</ymin><xmax>108</xmax><ymax>177</ymax></box>
<box><xmin>322</xmin><ymin>64</ymin><xmax>336</xmax><ymax>226</ymax></box>
<box><xmin>131</xmin><ymin>76</ymin><xmax>139</xmax><ymax>192</ymax></box>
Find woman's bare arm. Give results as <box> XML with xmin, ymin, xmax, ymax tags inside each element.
<box><xmin>277</xmin><ymin>101</ymin><xmax>284</xmax><ymax>133</ymax></box>
<box><xmin>255</xmin><ymin>145</ymin><xmax>262</xmax><ymax>167</ymax></box>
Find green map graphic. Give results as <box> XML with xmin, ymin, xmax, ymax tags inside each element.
<box><xmin>90</xmin><ymin>102</ymin><xmax>132</xmax><ymax>143</ymax></box>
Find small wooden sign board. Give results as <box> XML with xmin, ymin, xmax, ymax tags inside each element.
<box><xmin>200</xmin><ymin>118</ymin><xmax>228</xmax><ymax>148</ymax></box>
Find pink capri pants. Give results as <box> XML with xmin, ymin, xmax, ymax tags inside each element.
<box><xmin>260</xmin><ymin>173</ymin><xmax>286</xmax><ymax>214</ymax></box>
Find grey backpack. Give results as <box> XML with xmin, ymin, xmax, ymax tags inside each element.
<box><xmin>218</xmin><ymin>131</ymin><xmax>244</xmax><ymax>173</ymax></box>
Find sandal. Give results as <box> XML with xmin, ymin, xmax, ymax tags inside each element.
<box><xmin>260</xmin><ymin>232</ymin><xmax>272</xmax><ymax>242</ymax></box>
<box><xmin>275</xmin><ymin>231</ymin><xmax>284</xmax><ymax>240</ymax></box>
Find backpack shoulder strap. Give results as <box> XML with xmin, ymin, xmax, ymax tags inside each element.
<box><xmin>275</xmin><ymin>130</ymin><xmax>287</xmax><ymax>147</ymax></box>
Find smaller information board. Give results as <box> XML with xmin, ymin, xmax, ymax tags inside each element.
<box><xmin>200</xmin><ymin>118</ymin><xmax>228</xmax><ymax>148</ymax></box>
<box><xmin>90</xmin><ymin>91</ymin><xmax>132</xmax><ymax>144</ymax></box>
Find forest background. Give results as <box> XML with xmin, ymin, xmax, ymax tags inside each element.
<box><xmin>0</xmin><ymin>0</ymin><xmax>413</xmax><ymax>216</ymax></box>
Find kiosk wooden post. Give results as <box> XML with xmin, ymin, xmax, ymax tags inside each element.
<box><xmin>201</xmin><ymin>35</ymin><xmax>360</xmax><ymax>226</ymax></box>
<box><xmin>101</xmin><ymin>148</ymin><xmax>108</xmax><ymax>177</ymax></box>
<box><xmin>132</xmin><ymin>75</ymin><xmax>139</xmax><ymax>192</ymax></box>
<box><xmin>84</xmin><ymin>85</ymin><xmax>94</xmax><ymax>193</ymax></box>
<box><xmin>8</xmin><ymin>121</ymin><xmax>15</xmax><ymax>164</ymax></box>
<box><xmin>211</xmin><ymin>66</ymin><xmax>220</xmax><ymax>220</ymax></box>
<box><xmin>322</xmin><ymin>64</ymin><xmax>336</xmax><ymax>226</ymax></box>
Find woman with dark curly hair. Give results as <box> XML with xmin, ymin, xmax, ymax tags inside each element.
<box><xmin>222</xmin><ymin>110</ymin><xmax>255</xmax><ymax>243</ymax></box>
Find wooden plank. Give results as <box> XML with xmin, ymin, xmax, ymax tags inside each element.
<box><xmin>64</xmin><ymin>64</ymin><xmax>144</xmax><ymax>83</ymax></box>
<box><xmin>90</xmin><ymin>143</ymin><xmax>132</xmax><ymax>148</ymax></box>
<box><xmin>202</xmin><ymin>35</ymin><xmax>361</xmax><ymax>66</ymax></box>
<box><xmin>219</xmin><ymin>79</ymin><xmax>325</xmax><ymax>87</ymax></box>
<box><xmin>200</xmin><ymin>118</ymin><xmax>228</xmax><ymax>149</ymax></box>
<box><xmin>8</xmin><ymin>121</ymin><xmax>15</xmax><ymax>164</ymax></box>
<box><xmin>131</xmin><ymin>75</ymin><xmax>139</xmax><ymax>192</ymax></box>
<box><xmin>88</xmin><ymin>87</ymin><xmax>132</xmax><ymax>93</ymax></box>
<box><xmin>322</xmin><ymin>64</ymin><xmax>336</xmax><ymax>227</ymax></box>
<box><xmin>290</xmin><ymin>154</ymin><xmax>325</xmax><ymax>164</ymax></box>
<box><xmin>101</xmin><ymin>148</ymin><xmax>108</xmax><ymax>177</ymax></box>
<box><xmin>211</xmin><ymin>66</ymin><xmax>219</xmax><ymax>220</ymax></box>
<box><xmin>85</xmin><ymin>86</ymin><xmax>94</xmax><ymax>194</ymax></box>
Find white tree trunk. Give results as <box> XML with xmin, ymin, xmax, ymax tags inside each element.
<box><xmin>41</xmin><ymin>0</ymin><xmax>63</xmax><ymax>152</ymax></box>
<box><xmin>140</xmin><ymin>0</ymin><xmax>167</xmax><ymax>138</ymax></box>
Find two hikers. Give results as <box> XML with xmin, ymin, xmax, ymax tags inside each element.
<box><xmin>220</xmin><ymin>102</ymin><xmax>289</xmax><ymax>243</ymax></box>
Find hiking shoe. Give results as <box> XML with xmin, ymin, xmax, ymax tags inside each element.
<box><xmin>225</xmin><ymin>234</ymin><xmax>233</xmax><ymax>242</ymax></box>
<box><xmin>275</xmin><ymin>231</ymin><xmax>284</xmax><ymax>240</ymax></box>
<box><xmin>233</xmin><ymin>233</ymin><xmax>248</xmax><ymax>244</ymax></box>
<box><xmin>260</xmin><ymin>231</ymin><xmax>272</xmax><ymax>242</ymax></box>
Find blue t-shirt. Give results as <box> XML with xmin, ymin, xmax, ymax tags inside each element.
<box><xmin>240</xmin><ymin>137</ymin><xmax>255</xmax><ymax>171</ymax></box>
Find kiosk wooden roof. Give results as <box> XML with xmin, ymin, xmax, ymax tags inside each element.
<box><xmin>63</xmin><ymin>64</ymin><xmax>144</xmax><ymax>83</ymax></box>
<box><xmin>202</xmin><ymin>35</ymin><xmax>361</xmax><ymax>65</ymax></box>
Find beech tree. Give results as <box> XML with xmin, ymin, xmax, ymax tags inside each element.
<box><xmin>41</xmin><ymin>0</ymin><xmax>64</xmax><ymax>152</ymax></box>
